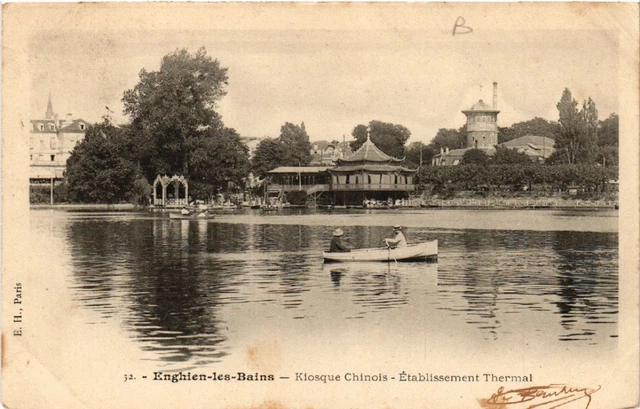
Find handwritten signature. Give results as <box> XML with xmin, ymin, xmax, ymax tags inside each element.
<box><xmin>479</xmin><ymin>384</ymin><xmax>601</xmax><ymax>409</ymax></box>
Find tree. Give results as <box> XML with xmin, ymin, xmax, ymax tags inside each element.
<box><xmin>429</xmin><ymin>126</ymin><xmax>467</xmax><ymax>151</ymax></box>
<box><xmin>66</xmin><ymin>120</ymin><xmax>137</xmax><ymax>203</ymax></box>
<box><xmin>404</xmin><ymin>142</ymin><xmax>433</xmax><ymax>169</ymax></box>
<box><xmin>579</xmin><ymin>97</ymin><xmax>599</xmax><ymax>164</ymax></box>
<box><xmin>350</xmin><ymin>120</ymin><xmax>411</xmax><ymax>158</ymax></box>
<box><xmin>251</xmin><ymin>138</ymin><xmax>290</xmax><ymax>179</ymax></box>
<box><xmin>461</xmin><ymin>148</ymin><xmax>489</xmax><ymax>165</ymax></box>
<box><xmin>498</xmin><ymin>117</ymin><xmax>560</xmax><ymax>143</ymax></box>
<box><xmin>132</xmin><ymin>176</ymin><xmax>153</xmax><ymax>206</ymax></box>
<box><xmin>596</xmin><ymin>113</ymin><xmax>618</xmax><ymax>167</ymax></box>
<box><xmin>554</xmin><ymin>88</ymin><xmax>599</xmax><ymax>164</ymax></box>
<box><xmin>492</xmin><ymin>146</ymin><xmax>533</xmax><ymax>165</ymax></box>
<box><xmin>279</xmin><ymin>122</ymin><xmax>312</xmax><ymax>166</ymax></box>
<box><xmin>598</xmin><ymin>113</ymin><xmax>619</xmax><ymax>147</ymax></box>
<box><xmin>187</xmin><ymin>127</ymin><xmax>251</xmax><ymax>199</ymax></box>
<box><xmin>122</xmin><ymin>47</ymin><xmax>231</xmax><ymax>179</ymax></box>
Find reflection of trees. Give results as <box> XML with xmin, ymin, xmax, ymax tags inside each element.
<box><xmin>551</xmin><ymin>231</ymin><xmax>618</xmax><ymax>341</ymax></box>
<box><xmin>435</xmin><ymin>228</ymin><xmax>617</xmax><ymax>343</ymax></box>
<box><xmin>350</xmin><ymin>266</ymin><xmax>409</xmax><ymax>312</ymax></box>
<box><xmin>66</xmin><ymin>218</ymin><xmax>228</xmax><ymax>365</ymax></box>
<box><xmin>446</xmin><ymin>230</ymin><xmax>505</xmax><ymax>340</ymax></box>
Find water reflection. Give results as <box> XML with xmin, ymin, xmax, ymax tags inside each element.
<box><xmin>551</xmin><ymin>231</ymin><xmax>618</xmax><ymax>342</ymax></box>
<box><xmin>45</xmin><ymin>210</ymin><xmax>618</xmax><ymax>367</ymax></box>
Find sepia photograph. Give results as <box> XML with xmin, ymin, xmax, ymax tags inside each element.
<box><xmin>2</xmin><ymin>3</ymin><xmax>639</xmax><ymax>409</ymax></box>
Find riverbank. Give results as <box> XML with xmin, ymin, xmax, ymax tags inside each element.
<box><xmin>418</xmin><ymin>198</ymin><xmax>618</xmax><ymax>209</ymax></box>
<box><xmin>30</xmin><ymin>203</ymin><xmax>135</xmax><ymax>210</ymax></box>
<box><xmin>30</xmin><ymin>199</ymin><xmax>618</xmax><ymax>211</ymax></box>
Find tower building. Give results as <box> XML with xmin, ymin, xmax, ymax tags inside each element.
<box><xmin>462</xmin><ymin>82</ymin><xmax>500</xmax><ymax>149</ymax></box>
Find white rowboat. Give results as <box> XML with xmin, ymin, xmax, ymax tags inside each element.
<box><xmin>168</xmin><ymin>212</ymin><xmax>215</xmax><ymax>220</ymax></box>
<box><xmin>323</xmin><ymin>240</ymin><xmax>438</xmax><ymax>263</ymax></box>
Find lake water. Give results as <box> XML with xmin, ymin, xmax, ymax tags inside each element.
<box><xmin>29</xmin><ymin>208</ymin><xmax>618</xmax><ymax>375</ymax></box>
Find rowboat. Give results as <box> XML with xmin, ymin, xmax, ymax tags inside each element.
<box><xmin>168</xmin><ymin>212</ymin><xmax>215</xmax><ymax>220</ymax></box>
<box><xmin>323</xmin><ymin>240</ymin><xmax>438</xmax><ymax>263</ymax></box>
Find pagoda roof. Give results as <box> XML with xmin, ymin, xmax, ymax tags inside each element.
<box><xmin>329</xmin><ymin>164</ymin><xmax>417</xmax><ymax>173</ymax></box>
<box><xmin>336</xmin><ymin>135</ymin><xmax>404</xmax><ymax>164</ymax></box>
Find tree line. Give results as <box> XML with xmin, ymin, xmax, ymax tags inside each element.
<box><xmin>51</xmin><ymin>48</ymin><xmax>316</xmax><ymax>204</ymax></box>
<box><xmin>42</xmin><ymin>47</ymin><xmax>619</xmax><ymax>204</ymax></box>
<box><xmin>418</xmin><ymin>163</ymin><xmax>617</xmax><ymax>199</ymax></box>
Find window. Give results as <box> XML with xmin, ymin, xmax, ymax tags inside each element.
<box><xmin>367</xmin><ymin>175</ymin><xmax>372</xmax><ymax>184</ymax></box>
<box><xmin>50</xmin><ymin>155</ymin><xmax>55</xmax><ymax>162</ymax></box>
<box><xmin>49</xmin><ymin>124</ymin><xmax>55</xmax><ymax>131</ymax></box>
<box><xmin>79</xmin><ymin>123</ymin><xmax>86</xmax><ymax>130</ymax></box>
<box><xmin>38</xmin><ymin>124</ymin><xmax>44</xmax><ymax>131</ymax></box>
<box><xmin>50</xmin><ymin>137</ymin><xmax>57</xmax><ymax>149</ymax></box>
<box><xmin>30</xmin><ymin>155</ymin><xmax>32</xmax><ymax>161</ymax></box>
<box><xmin>453</xmin><ymin>159</ymin><xmax>460</xmax><ymax>165</ymax></box>
<box><xmin>346</xmin><ymin>175</ymin><xmax>350</xmax><ymax>184</ymax></box>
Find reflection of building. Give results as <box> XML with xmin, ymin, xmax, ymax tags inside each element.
<box><xmin>499</xmin><ymin>135</ymin><xmax>555</xmax><ymax>162</ymax></box>
<box><xmin>432</xmin><ymin>82</ymin><xmax>500</xmax><ymax>166</ymax></box>
<box><xmin>267</xmin><ymin>136</ymin><xmax>417</xmax><ymax>206</ymax></box>
<box><xmin>30</xmin><ymin>95</ymin><xmax>89</xmax><ymax>182</ymax></box>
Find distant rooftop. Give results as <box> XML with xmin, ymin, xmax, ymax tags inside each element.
<box><xmin>268</xmin><ymin>166</ymin><xmax>330</xmax><ymax>174</ymax></box>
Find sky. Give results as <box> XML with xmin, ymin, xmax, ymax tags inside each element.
<box><xmin>26</xmin><ymin>5</ymin><xmax>619</xmax><ymax>144</ymax></box>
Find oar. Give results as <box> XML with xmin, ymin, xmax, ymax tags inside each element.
<box><xmin>385</xmin><ymin>242</ymin><xmax>398</xmax><ymax>265</ymax></box>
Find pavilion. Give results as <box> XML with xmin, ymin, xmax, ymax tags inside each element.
<box><xmin>153</xmin><ymin>174</ymin><xmax>189</xmax><ymax>207</ymax></box>
<box><xmin>267</xmin><ymin>136</ymin><xmax>417</xmax><ymax>206</ymax></box>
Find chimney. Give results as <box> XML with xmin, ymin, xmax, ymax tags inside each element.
<box><xmin>493</xmin><ymin>82</ymin><xmax>498</xmax><ymax>109</ymax></box>
<box><xmin>446</xmin><ymin>147</ymin><xmax>449</xmax><ymax>154</ymax></box>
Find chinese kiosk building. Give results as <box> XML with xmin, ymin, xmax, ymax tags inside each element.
<box><xmin>267</xmin><ymin>136</ymin><xmax>417</xmax><ymax>206</ymax></box>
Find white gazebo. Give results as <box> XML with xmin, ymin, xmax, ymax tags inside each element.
<box><xmin>153</xmin><ymin>175</ymin><xmax>189</xmax><ymax>207</ymax></box>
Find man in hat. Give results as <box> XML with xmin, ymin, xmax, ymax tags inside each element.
<box><xmin>329</xmin><ymin>228</ymin><xmax>351</xmax><ymax>252</ymax></box>
<box><xmin>384</xmin><ymin>225</ymin><xmax>407</xmax><ymax>248</ymax></box>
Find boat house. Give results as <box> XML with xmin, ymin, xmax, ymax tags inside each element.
<box><xmin>267</xmin><ymin>136</ymin><xmax>417</xmax><ymax>206</ymax></box>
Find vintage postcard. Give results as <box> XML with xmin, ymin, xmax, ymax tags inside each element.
<box><xmin>2</xmin><ymin>3</ymin><xmax>639</xmax><ymax>409</ymax></box>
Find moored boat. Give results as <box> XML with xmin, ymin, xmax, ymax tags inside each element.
<box><xmin>169</xmin><ymin>211</ymin><xmax>215</xmax><ymax>220</ymax></box>
<box><xmin>323</xmin><ymin>240</ymin><xmax>438</xmax><ymax>263</ymax></box>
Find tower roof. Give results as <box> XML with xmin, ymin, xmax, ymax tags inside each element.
<box><xmin>336</xmin><ymin>135</ymin><xmax>404</xmax><ymax>164</ymax></box>
<box><xmin>462</xmin><ymin>99</ymin><xmax>500</xmax><ymax>114</ymax></box>
<box><xmin>45</xmin><ymin>93</ymin><xmax>55</xmax><ymax>119</ymax></box>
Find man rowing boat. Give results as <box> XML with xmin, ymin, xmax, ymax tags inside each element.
<box><xmin>384</xmin><ymin>225</ymin><xmax>407</xmax><ymax>248</ymax></box>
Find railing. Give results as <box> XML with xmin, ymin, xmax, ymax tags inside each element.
<box><xmin>332</xmin><ymin>183</ymin><xmax>415</xmax><ymax>191</ymax></box>
<box><xmin>155</xmin><ymin>198</ymin><xmax>188</xmax><ymax>207</ymax></box>
<box><xmin>306</xmin><ymin>184</ymin><xmax>330</xmax><ymax>195</ymax></box>
<box><xmin>268</xmin><ymin>184</ymin><xmax>325</xmax><ymax>192</ymax></box>
<box><xmin>420</xmin><ymin>198</ymin><xmax>618</xmax><ymax>209</ymax></box>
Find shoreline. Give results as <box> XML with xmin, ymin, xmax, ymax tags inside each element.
<box><xmin>30</xmin><ymin>200</ymin><xmax>618</xmax><ymax>211</ymax></box>
<box><xmin>30</xmin><ymin>204</ymin><xmax>136</xmax><ymax>210</ymax></box>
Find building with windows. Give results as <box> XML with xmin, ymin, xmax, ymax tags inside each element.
<box><xmin>267</xmin><ymin>135</ymin><xmax>417</xmax><ymax>206</ymax></box>
<box><xmin>432</xmin><ymin>82</ymin><xmax>500</xmax><ymax>166</ymax></box>
<box><xmin>30</xmin><ymin>95</ymin><xmax>89</xmax><ymax>183</ymax></box>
